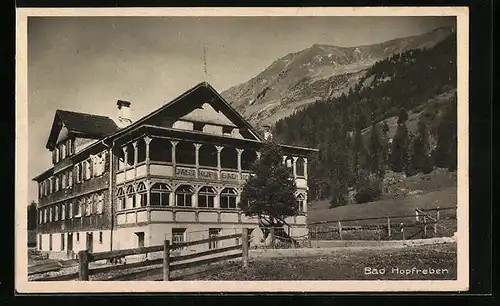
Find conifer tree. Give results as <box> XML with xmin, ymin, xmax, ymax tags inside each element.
<box><xmin>434</xmin><ymin>101</ymin><xmax>457</xmax><ymax>170</ymax></box>
<box><xmin>390</xmin><ymin>109</ymin><xmax>410</xmax><ymax>173</ymax></box>
<box><xmin>368</xmin><ymin>122</ymin><xmax>384</xmax><ymax>178</ymax></box>
<box><xmin>238</xmin><ymin>139</ymin><xmax>298</xmax><ymax>228</ymax></box>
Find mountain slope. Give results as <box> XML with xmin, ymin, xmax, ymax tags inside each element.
<box><xmin>222</xmin><ymin>26</ymin><xmax>455</xmax><ymax>127</ymax></box>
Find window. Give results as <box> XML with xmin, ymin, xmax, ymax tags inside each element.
<box><xmin>38</xmin><ymin>210</ymin><xmax>42</xmax><ymax>224</ymax></box>
<box><xmin>68</xmin><ymin>170</ymin><xmax>73</xmax><ymax>187</ymax></box>
<box><xmin>150</xmin><ymin>183</ymin><xmax>170</xmax><ymax>207</ymax></box>
<box><xmin>198</xmin><ymin>186</ymin><xmax>216</xmax><ymax>208</ymax></box>
<box><xmin>68</xmin><ymin>202</ymin><xmax>73</xmax><ymax>219</ymax></box>
<box><xmin>220</xmin><ymin>188</ymin><xmax>238</xmax><ymax>209</ymax></box>
<box><xmin>135</xmin><ymin>232</ymin><xmax>145</xmax><ymax>248</ymax></box>
<box><xmin>54</xmin><ymin>205</ymin><xmax>59</xmax><ymax>221</ymax></box>
<box><xmin>76</xmin><ymin>232</ymin><xmax>80</xmax><ymax>242</ymax></box>
<box><xmin>61</xmin><ymin>203</ymin><xmax>66</xmax><ymax>220</ymax></box>
<box><xmin>126</xmin><ymin>185</ymin><xmax>136</xmax><ymax>208</ymax></box>
<box><xmin>75</xmin><ymin>199</ymin><xmax>83</xmax><ymax>217</ymax></box>
<box><xmin>38</xmin><ymin>235</ymin><xmax>42</xmax><ymax>250</ymax></box>
<box><xmin>61</xmin><ymin>233</ymin><xmax>65</xmax><ymax>251</ymax></box>
<box><xmin>49</xmin><ymin>234</ymin><xmax>53</xmax><ymax>251</ymax></box>
<box><xmin>44</xmin><ymin>208</ymin><xmax>48</xmax><ymax>223</ymax></box>
<box><xmin>296</xmin><ymin>194</ymin><xmax>306</xmax><ymax>212</ymax></box>
<box><xmin>61</xmin><ymin>173</ymin><xmax>67</xmax><ymax>189</ymax></box>
<box><xmin>84</xmin><ymin>159</ymin><xmax>91</xmax><ymax>180</ymax></box>
<box><xmin>55</xmin><ymin>147</ymin><xmax>60</xmax><ymax>163</ymax></box>
<box><xmin>99</xmin><ymin>232</ymin><xmax>103</xmax><ymax>244</ymax></box>
<box><xmin>76</xmin><ymin>164</ymin><xmax>82</xmax><ymax>183</ymax></box>
<box><xmin>172</xmin><ymin>228</ymin><xmax>186</xmax><ymax>246</ymax></box>
<box><xmin>55</xmin><ymin>176</ymin><xmax>59</xmax><ymax>192</ymax></box>
<box><xmin>222</xmin><ymin>126</ymin><xmax>233</xmax><ymax>135</ymax></box>
<box><xmin>116</xmin><ymin>188</ymin><xmax>125</xmax><ymax>210</ymax></box>
<box><xmin>208</xmin><ymin>228</ymin><xmax>221</xmax><ymax>249</ymax></box>
<box><xmin>175</xmin><ymin>185</ymin><xmax>193</xmax><ymax>207</ymax></box>
<box><xmin>85</xmin><ymin>196</ymin><xmax>92</xmax><ymax>216</ymax></box>
<box><xmin>49</xmin><ymin>206</ymin><xmax>53</xmax><ymax>222</ymax></box>
<box><xmin>137</xmin><ymin>183</ymin><xmax>147</xmax><ymax>207</ymax></box>
<box><xmin>61</xmin><ymin>143</ymin><xmax>66</xmax><ymax>159</ymax></box>
<box><xmin>296</xmin><ymin>157</ymin><xmax>305</xmax><ymax>176</ymax></box>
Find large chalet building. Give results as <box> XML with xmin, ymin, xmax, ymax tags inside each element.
<box><xmin>33</xmin><ymin>82</ymin><xmax>317</xmax><ymax>259</ymax></box>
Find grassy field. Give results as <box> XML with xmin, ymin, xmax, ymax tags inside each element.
<box><xmin>182</xmin><ymin>243</ymin><xmax>457</xmax><ymax>281</ymax></box>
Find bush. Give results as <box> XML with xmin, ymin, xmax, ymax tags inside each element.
<box><xmin>354</xmin><ymin>176</ymin><xmax>383</xmax><ymax>204</ymax></box>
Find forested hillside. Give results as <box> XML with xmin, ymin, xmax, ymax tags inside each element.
<box><xmin>274</xmin><ymin>33</ymin><xmax>457</xmax><ymax>206</ymax></box>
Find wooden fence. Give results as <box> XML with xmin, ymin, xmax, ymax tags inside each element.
<box><xmin>31</xmin><ymin>229</ymin><xmax>249</xmax><ymax>281</ymax></box>
<box><xmin>308</xmin><ymin>206</ymin><xmax>457</xmax><ymax>241</ymax></box>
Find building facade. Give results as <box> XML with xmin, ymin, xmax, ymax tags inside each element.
<box><xmin>33</xmin><ymin>82</ymin><xmax>317</xmax><ymax>259</ymax></box>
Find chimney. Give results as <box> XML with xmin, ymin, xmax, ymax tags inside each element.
<box><xmin>262</xmin><ymin>125</ymin><xmax>273</xmax><ymax>141</ymax></box>
<box><xmin>116</xmin><ymin>100</ymin><xmax>132</xmax><ymax>128</ymax></box>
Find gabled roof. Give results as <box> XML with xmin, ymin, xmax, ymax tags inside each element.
<box><xmin>107</xmin><ymin>81</ymin><xmax>264</xmax><ymax>142</ymax></box>
<box><xmin>45</xmin><ymin>110</ymin><xmax>119</xmax><ymax>150</ymax></box>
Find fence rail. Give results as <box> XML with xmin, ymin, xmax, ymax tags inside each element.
<box><xmin>31</xmin><ymin>230</ymin><xmax>249</xmax><ymax>281</ymax></box>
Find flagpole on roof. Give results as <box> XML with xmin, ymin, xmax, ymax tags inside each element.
<box><xmin>203</xmin><ymin>41</ymin><xmax>207</xmax><ymax>82</ymax></box>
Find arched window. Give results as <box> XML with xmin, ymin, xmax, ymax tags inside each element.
<box><xmin>175</xmin><ymin>185</ymin><xmax>193</xmax><ymax>207</ymax></box>
<box><xmin>150</xmin><ymin>183</ymin><xmax>170</xmax><ymax>207</ymax></box>
<box><xmin>296</xmin><ymin>157</ymin><xmax>305</xmax><ymax>176</ymax></box>
<box><xmin>241</xmin><ymin>150</ymin><xmax>258</xmax><ymax>170</ymax></box>
<box><xmin>285</xmin><ymin>156</ymin><xmax>294</xmax><ymax>168</ymax></box>
<box><xmin>137</xmin><ymin>182</ymin><xmax>148</xmax><ymax>207</ymax></box>
<box><xmin>199</xmin><ymin>145</ymin><xmax>217</xmax><ymax>167</ymax></box>
<box><xmin>126</xmin><ymin>185</ymin><xmax>136</xmax><ymax>209</ymax></box>
<box><xmin>221</xmin><ymin>147</ymin><xmax>238</xmax><ymax>169</ymax></box>
<box><xmin>198</xmin><ymin>186</ymin><xmax>216</xmax><ymax>208</ymax></box>
<box><xmin>116</xmin><ymin>188</ymin><xmax>125</xmax><ymax>210</ymax></box>
<box><xmin>296</xmin><ymin>193</ymin><xmax>305</xmax><ymax>212</ymax></box>
<box><xmin>220</xmin><ymin>188</ymin><xmax>238</xmax><ymax>209</ymax></box>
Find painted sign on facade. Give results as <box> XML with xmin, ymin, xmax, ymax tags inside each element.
<box><xmin>199</xmin><ymin>169</ymin><xmax>218</xmax><ymax>180</ymax></box>
<box><xmin>175</xmin><ymin>167</ymin><xmax>197</xmax><ymax>178</ymax></box>
<box><xmin>220</xmin><ymin>171</ymin><xmax>239</xmax><ymax>181</ymax></box>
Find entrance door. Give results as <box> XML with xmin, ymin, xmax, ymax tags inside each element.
<box><xmin>67</xmin><ymin>233</ymin><xmax>73</xmax><ymax>256</ymax></box>
<box><xmin>86</xmin><ymin>232</ymin><xmax>93</xmax><ymax>253</ymax></box>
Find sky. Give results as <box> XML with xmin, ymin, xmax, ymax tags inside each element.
<box><xmin>26</xmin><ymin>16</ymin><xmax>456</xmax><ymax>202</ymax></box>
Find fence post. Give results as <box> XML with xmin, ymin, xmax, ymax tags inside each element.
<box><xmin>242</xmin><ymin>228</ymin><xmax>249</xmax><ymax>268</ymax></box>
<box><xmin>338</xmin><ymin>221</ymin><xmax>343</xmax><ymax>241</ymax></box>
<box><xmin>423</xmin><ymin>216</ymin><xmax>427</xmax><ymax>237</ymax></box>
<box><xmin>163</xmin><ymin>239</ymin><xmax>170</xmax><ymax>281</ymax></box>
<box><xmin>387</xmin><ymin>218</ymin><xmax>391</xmax><ymax>238</ymax></box>
<box><xmin>78</xmin><ymin>250</ymin><xmax>89</xmax><ymax>281</ymax></box>
<box><xmin>435</xmin><ymin>206</ymin><xmax>440</xmax><ymax>234</ymax></box>
<box><xmin>400</xmin><ymin>223</ymin><xmax>405</xmax><ymax>241</ymax></box>
<box><xmin>270</xmin><ymin>227</ymin><xmax>275</xmax><ymax>249</ymax></box>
